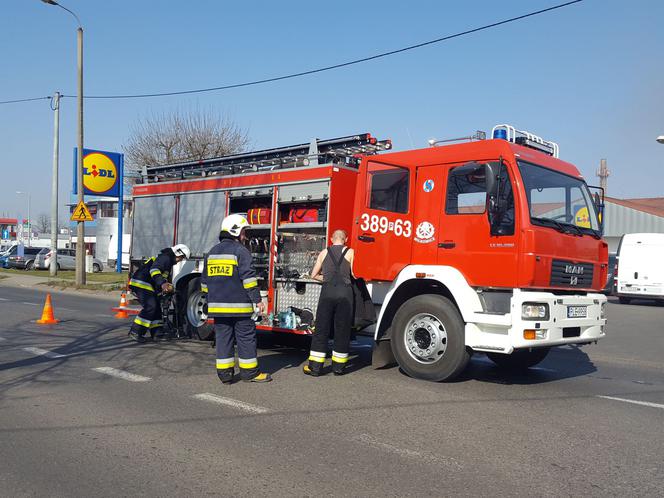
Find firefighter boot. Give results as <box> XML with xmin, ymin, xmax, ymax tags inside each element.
<box><xmin>305</xmin><ymin>350</ymin><xmax>325</xmax><ymax>377</ymax></box>
<box><xmin>128</xmin><ymin>324</ymin><xmax>147</xmax><ymax>343</ymax></box>
<box><xmin>332</xmin><ymin>351</ymin><xmax>349</xmax><ymax>376</ymax></box>
<box><xmin>242</xmin><ymin>372</ymin><xmax>272</xmax><ymax>383</ymax></box>
<box><xmin>217</xmin><ymin>370</ymin><xmax>234</xmax><ymax>385</ymax></box>
<box><xmin>302</xmin><ymin>364</ymin><xmax>320</xmax><ymax>377</ymax></box>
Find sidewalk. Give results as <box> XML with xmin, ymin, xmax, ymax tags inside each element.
<box><xmin>0</xmin><ymin>272</ymin><xmax>122</xmax><ymax>302</ymax></box>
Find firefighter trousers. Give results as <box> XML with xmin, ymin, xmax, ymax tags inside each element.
<box><xmin>214</xmin><ymin>317</ymin><xmax>260</xmax><ymax>381</ymax></box>
<box><xmin>309</xmin><ymin>283</ymin><xmax>353</xmax><ymax>373</ymax></box>
<box><xmin>130</xmin><ymin>287</ymin><xmax>163</xmax><ymax>337</ymax></box>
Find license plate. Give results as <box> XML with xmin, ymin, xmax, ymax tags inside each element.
<box><xmin>567</xmin><ymin>306</ymin><xmax>587</xmax><ymax>318</ymax></box>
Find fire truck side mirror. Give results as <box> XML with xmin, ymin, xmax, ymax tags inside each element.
<box><xmin>485</xmin><ymin>162</ymin><xmax>503</xmax><ymax>235</ymax></box>
<box><xmin>484</xmin><ymin>162</ymin><xmax>498</xmax><ymax>198</ymax></box>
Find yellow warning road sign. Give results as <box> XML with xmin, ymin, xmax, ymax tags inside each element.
<box><xmin>70</xmin><ymin>201</ymin><xmax>94</xmax><ymax>222</ymax></box>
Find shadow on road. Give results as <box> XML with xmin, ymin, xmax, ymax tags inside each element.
<box><xmin>426</xmin><ymin>345</ymin><xmax>598</xmax><ymax>385</ymax></box>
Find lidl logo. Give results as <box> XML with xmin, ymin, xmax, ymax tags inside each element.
<box><xmin>83</xmin><ymin>152</ymin><xmax>118</xmax><ymax>194</ymax></box>
<box><xmin>75</xmin><ymin>148</ymin><xmax>123</xmax><ymax>198</ymax></box>
<box><xmin>574</xmin><ymin>206</ymin><xmax>591</xmax><ymax>228</ymax></box>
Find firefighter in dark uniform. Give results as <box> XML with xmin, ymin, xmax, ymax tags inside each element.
<box><xmin>202</xmin><ymin>214</ymin><xmax>272</xmax><ymax>384</ymax></box>
<box><xmin>304</xmin><ymin>229</ymin><xmax>355</xmax><ymax>376</ymax></box>
<box><xmin>128</xmin><ymin>244</ymin><xmax>190</xmax><ymax>343</ymax></box>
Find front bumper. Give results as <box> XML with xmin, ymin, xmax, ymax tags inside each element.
<box><xmin>466</xmin><ymin>289</ymin><xmax>607</xmax><ymax>354</ymax></box>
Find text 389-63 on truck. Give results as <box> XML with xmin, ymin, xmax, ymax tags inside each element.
<box><xmin>130</xmin><ymin>125</ymin><xmax>608</xmax><ymax>381</ymax></box>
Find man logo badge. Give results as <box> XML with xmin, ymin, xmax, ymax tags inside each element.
<box><xmin>570</xmin><ymin>275</ymin><xmax>579</xmax><ymax>286</ymax></box>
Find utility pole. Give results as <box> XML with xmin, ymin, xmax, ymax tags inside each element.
<box><xmin>75</xmin><ymin>25</ymin><xmax>86</xmax><ymax>285</ymax></box>
<box><xmin>596</xmin><ymin>158</ymin><xmax>610</xmax><ymax>193</ymax></box>
<box><xmin>50</xmin><ymin>92</ymin><xmax>61</xmax><ymax>276</ymax></box>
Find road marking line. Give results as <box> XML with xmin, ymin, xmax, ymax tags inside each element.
<box><xmin>24</xmin><ymin>347</ymin><xmax>66</xmax><ymax>359</ymax></box>
<box><xmin>355</xmin><ymin>433</ymin><xmax>463</xmax><ymax>469</ymax></box>
<box><xmin>21</xmin><ymin>302</ymin><xmax>39</xmax><ymax>306</ymax></box>
<box><xmin>93</xmin><ymin>367</ymin><xmax>151</xmax><ymax>382</ymax></box>
<box><xmin>59</xmin><ymin>307</ymin><xmax>77</xmax><ymax>312</ymax></box>
<box><xmin>96</xmin><ymin>314</ymin><xmax>110</xmax><ymax>318</ymax></box>
<box><xmin>0</xmin><ymin>336</ymin><xmax>6</xmax><ymax>341</ymax></box>
<box><xmin>597</xmin><ymin>395</ymin><xmax>664</xmax><ymax>410</ymax></box>
<box><xmin>530</xmin><ymin>367</ymin><xmax>557</xmax><ymax>373</ymax></box>
<box><xmin>0</xmin><ymin>297</ymin><xmax>9</xmax><ymax>301</ymax></box>
<box><xmin>193</xmin><ymin>393</ymin><xmax>269</xmax><ymax>414</ymax></box>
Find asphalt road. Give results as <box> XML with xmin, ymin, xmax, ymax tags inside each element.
<box><xmin>0</xmin><ymin>284</ymin><xmax>662</xmax><ymax>497</ymax></box>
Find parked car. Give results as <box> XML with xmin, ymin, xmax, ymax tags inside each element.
<box><xmin>614</xmin><ymin>233</ymin><xmax>664</xmax><ymax>304</ymax></box>
<box><xmin>0</xmin><ymin>245</ymin><xmax>16</xmax><ymax>268</ymax></box>
<box><xmin>602</xmin><ymin>253</ymin><xmax>617</xmax><ymax>295</ymax></box>
<box><xmin>7</xmin><ymin>247</ymin><xmax>43</xmax><ymax>270</ymax></box>
<box><xmin>34</xmin><ymin>247</ymin><xmax>103</xmax><ymax>272</ymax></box>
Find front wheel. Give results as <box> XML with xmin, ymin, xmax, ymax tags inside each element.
<box><xmin>25</xmin><ymin>261</ymin><xmax>34</xmax><ymax>271</ymax></box>
<box><xmin>185</xmin><ymin>277</ymin><xmax>214</xmax><ymax>341</ymax></box>
<box><xmin>390</xmin><ymin>294</ymin><xmax>469</xmax><ymax>382</ymax></box>
<box><xmin>487</xmin><ymin>348</ymin><xmax>550</xmax><ymax>371</ymax></box>
<box><xmin>93</xmin><ymin>263</ymin><xmax>102</xmax><ymax>273</ymax></box>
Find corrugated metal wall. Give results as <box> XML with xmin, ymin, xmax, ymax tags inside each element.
<box><xmin>602</xmin><ymin>201</ymin><xmax>664</xmax><ymax>253</ymax></box>
<box><xmin>603</xmin><ymin>202</ymin><xmax>664</xmax><ymax>236</ymax></box>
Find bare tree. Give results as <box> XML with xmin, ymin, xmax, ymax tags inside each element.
<box><xmin>123</xmin><ymin>107</ymin><xmax>250</xmax><ymax>179</ymax></box>
<box><xmin>36</xmin><ymin>214</ymin><xmax>50</xmax><ymax>234</ymax></box>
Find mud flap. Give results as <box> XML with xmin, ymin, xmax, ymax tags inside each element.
<box><xmin>372</xmin><ymin>339</ymin><xmax>397</xmax><ymax>369</ymax></box>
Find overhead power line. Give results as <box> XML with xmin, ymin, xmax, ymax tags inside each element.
<box><xmin>1</xmin><ymin>0</ymin><xmax>583</xmax><ymax>104</ymax></box>
<box><xmin>0</xmin><ymin>96</ymin><xmax>51</xmax><ymax>105</ymax></box>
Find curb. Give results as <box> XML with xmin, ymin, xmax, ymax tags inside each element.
<box><xmin>0</xmin><ymin>275</ymin><xmax>122</xmax><ymax>302</ymax></box>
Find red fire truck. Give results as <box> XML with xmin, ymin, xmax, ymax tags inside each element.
<box><xmin>130</xmin><ymin>125</ymin><xmax>608</xmax><ymax>381</ymax></box>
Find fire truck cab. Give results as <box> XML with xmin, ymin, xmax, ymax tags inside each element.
<box><xmin>353</xmin><ymin>124</ymin><xmax>608</xmax><ymax>380</ymax></box>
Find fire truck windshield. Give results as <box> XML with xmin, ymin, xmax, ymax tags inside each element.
<box><xmin>518</xmin><ymin>160</ymin><xmax>600</xmax><ymax>237</ymax></box>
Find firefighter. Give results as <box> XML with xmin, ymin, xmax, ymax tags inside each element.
<box><xmin>304</xmin><ymin>229</ymin><xmax>355</xmax><ymax>376</ymax></box>
<box><xmin>202</xmin><ymin>214</ymin><xmax>271</xmax><ymax>384</ymax></box>
<box><xmin>128</xmin><ymin>244</ymin><xmax>191</xmax><ymax>343</ymax></box>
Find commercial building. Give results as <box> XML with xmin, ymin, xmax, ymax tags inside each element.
<box><xmin>603</xmin><ymin>197</ymin><xmax>664</xmax><ymax>253</ymax></box>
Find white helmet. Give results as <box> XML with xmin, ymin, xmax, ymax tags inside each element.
<box><xmin>171</xmin><ymin>244</ymin><xmax>190</xmax><ymax>260</ymax></box>
<box><xmin>221</xmin><ymin>214</ymin><xmax>250</xmax><ymax>237</ymax></box>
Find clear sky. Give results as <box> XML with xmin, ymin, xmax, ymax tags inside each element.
<box><xmin>1</xmin><ymin>0</ymin><xmax>662</xmax><ymax>220</ymax></box>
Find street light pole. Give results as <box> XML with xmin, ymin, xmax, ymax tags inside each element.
<box><xmin>41</xmin><ymin>0</ymin><xmax>85</xmax><ymax>284</ymax></box>
<box><xmin>50</xmin><ymin>92</ymin><xmax>61</xmax><ymax>276</ymax></box>
<box><xmin>656</xmin><ymin>135</ymin><xmax>664</xmax><ymax>144</ymax></box>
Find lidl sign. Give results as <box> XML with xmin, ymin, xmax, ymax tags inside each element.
<box><xmin>74</xmin><ymin>148</ymin><xmax>124</xmax><ymax>198</ymax></box>
<box><xmin>574</xmin><ymin>206</ymin><xmax>591</xmax><ymax>228</ymax></box>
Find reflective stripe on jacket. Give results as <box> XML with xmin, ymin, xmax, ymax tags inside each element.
<box><xmin>129</xmin><ymin>250</ymin><xmax>174</xmax><ymax>293</ymax></box>
<box><xmin>201</xmin><ymin>238</ymin><xmax>260</xmax><ymax>317</ymax></box>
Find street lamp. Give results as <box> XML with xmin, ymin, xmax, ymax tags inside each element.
<box><xmin>656</xmin><ymin>135</ymin><xmax>664</xmax><ymax>144</ymax></box>
<box><xmin>41</xmin><ymin>0</ymin><xmax>85</xmax><ymax>284</ymax></box>
<box><xmin>15</xmin><ymin>191</ymin><xmax>31</xmax><ymax>247</ymax></box>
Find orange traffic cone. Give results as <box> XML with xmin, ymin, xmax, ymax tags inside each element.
<box><xmin>114</xmin><ymin>292</ymin><xmax>129</xmax><ymax>319</ymax></box>
<box><xmin>36</xmin><ymin>294</ymin><xmax>60</xmax><ymax>325</ymax></box>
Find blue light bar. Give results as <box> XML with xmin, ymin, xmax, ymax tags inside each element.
<box><xmin>493</xmin><ymin>128</ymin><xmax>508</xmax><ymax>140</ymax></box>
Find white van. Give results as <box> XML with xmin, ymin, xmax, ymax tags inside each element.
<box><xmin>615</xmin><ymin>233</ymin><xmax>664</xmax><ymax>304</ymax></box>
<box><xmin>108</xmin><ymin>233</ymin><xmax>130</xmax><ymax>270</ymax></box>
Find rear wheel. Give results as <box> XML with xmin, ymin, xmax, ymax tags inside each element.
<box><xmin>93</xmin><ymin>263</ymin><xmax>102</xmax><ymax>273</ymax></box>
<box><xmin>487</xmin><ymin>348</ymin><xmax>550</xmax><ymax>371</ymax></box>
<box><xmin>618</xmin><ymin>297</ymin><xmax>631</xmax><ymax>304</ymax></box>
<box><xmin>185</xmin><ymin>277</ymin><xmax>214</xmax><ymax>341</ymax></box>
<box><xmin>390</xmin><ymin>294</ymin><xmax>469</xmax><ymax>382</ymax></box>
<box><xmin>25</xmin><ymin>261</ymin><xmax>34</xmax><ymax>271</ymax></box>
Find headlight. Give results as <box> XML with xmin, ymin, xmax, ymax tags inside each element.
<box><xmin>601</xmin><ymin>302</ymin><xmax>607</xmax><ymax>319</ymax></box>
<box><xmin>522</xmin><ymin>303</ymin><xmax>549</xmax><ymax>320</ymax></box>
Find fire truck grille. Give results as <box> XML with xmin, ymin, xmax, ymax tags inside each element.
<box><xmin>550</xmin><ymin>260</ymin><xmax>594</xmax><ymax>287</ymax></box>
